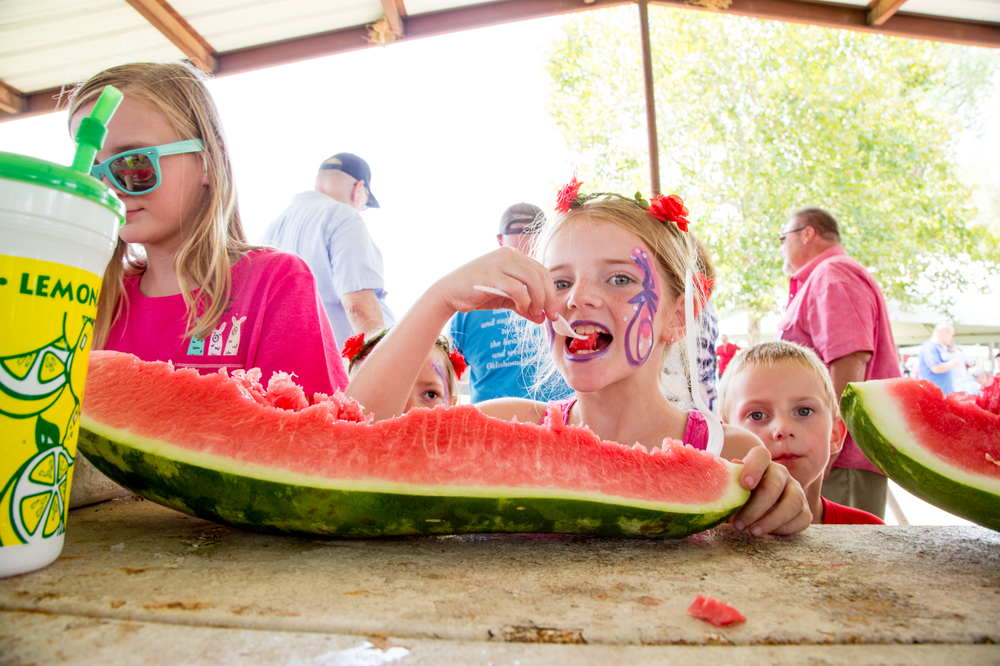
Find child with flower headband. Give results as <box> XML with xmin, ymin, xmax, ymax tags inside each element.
<box><xmin>347</xmin><ymin>174</ymin><xmax>810</xmax><ymax>536</ymax></box>
<box><xmin>344</xmin><ymin>330</ymin><xmax>466</xmax><ymax>411</ymax></box>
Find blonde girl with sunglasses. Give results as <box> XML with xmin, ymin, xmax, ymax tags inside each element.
<box><xmin>68</xmin><ymin>62</ymin><xmax>347</xmax><ymax>395</ymax></box>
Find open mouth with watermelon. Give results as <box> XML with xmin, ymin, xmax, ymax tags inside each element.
<box><xmin>565</xmin><ymin>322</ymin><xmax>613</xmax><ymax>361</ymax></box>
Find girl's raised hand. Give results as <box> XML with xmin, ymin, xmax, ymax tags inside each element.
<box><xmin>731</xmin><ymin>447</ymin><xmax>811</xmax><ymax>536</ymax></box>
<box><xmin>436</xmin><ymin>246</ymin><xmax>558</xmax><ymax>324</ymax></box>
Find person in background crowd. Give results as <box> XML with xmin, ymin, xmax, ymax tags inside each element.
<box><xmin>448</xmin><ymin>203</ymin><xmax>572</xmax><ymax>402</ymax></box>
<box><xmin>716</xmin><ymin>334</ymin><xmax>741</xmax><ymax>377</ymax></box>
<box><xmin>776</xmin><ymin>206</ymin><xmax>900</xmax><ymax>519</ymax></box>
<box><xmin>917</xmin><ymin>323</ymin><xmax>962</xmax><ymax>394</ymax></box>
<box><xmin>262</xmin><ymin>153</ymin><xmax>394</xmax><ymax>346</ymax></box>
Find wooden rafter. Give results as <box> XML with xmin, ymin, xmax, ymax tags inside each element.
<box><xmin>868</xmin><ymin>0</ymin><xmax>909</xmax><ymax>27</ymax></box>
<box><xmin>0</xmin><ymin>80</ymin><xmax>27</xmax><ymax>115</ymax></box>
<box><xmin>671</xmin><ymin>0</ymin><xmax>1000</xmax><ymax>48</ymax></box>
<box><xmin>381</xmin><ymin>0</ymin><xmax>408</xmax><ymax>36</ymax></box>
<box><xmin>125</xmin><ymin>0</ymin><xmax>218</xmax><ymax>72</ymax></box>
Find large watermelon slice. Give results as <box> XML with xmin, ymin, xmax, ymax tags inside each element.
<box><xmin>841</xmin><ymin>378</ymin><xmax>1000</xmax><ymax>531</ymax></box>
<box><xmin>78</xmin><ymin>352</ymin><xmax>749</xmax><ymax>538</ymax></box>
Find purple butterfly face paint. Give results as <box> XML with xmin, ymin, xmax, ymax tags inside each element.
<box><xmin>625</xmin><ymin>247</ymin><xmax>660</xmax><ymax>367</ymax></box>
<box><xmin>430</xmin><ymin>360</ymin><xmax>450</xmax><ymax>406</ymax></box>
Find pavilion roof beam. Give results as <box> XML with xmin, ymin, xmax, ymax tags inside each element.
<box><xmin>653</xmin><ymin>0</ymin><xmax>1000</xmax><ymax>49</ymax></box>
<box><xmin>0</xmin><ymin>81</ymin><xmax>27</xmax><ymax>116</ymax></box>
<box><xmin>868</xmin><ymin>0</ymin><xmax>909</xmax><ymax>27</ymax></box>
<box><xmin>125</xmin><ymin>0</ymin><xmax>218</xmax><ymax>72</ymax></box>
<box><xmin>381</xmin><ymin>0</ymin><xmax>408</xmax><ymax>37</ymax></box>
<box><xmin>217</xmin><ymin>0</ymin><xmax>630</xmax><ymax>76</ymax></box>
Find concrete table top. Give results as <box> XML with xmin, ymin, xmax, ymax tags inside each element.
<box><xmin>2</xmin><ymin>497</ymin><xmax>999</xmax><ymax>665</ymax></box>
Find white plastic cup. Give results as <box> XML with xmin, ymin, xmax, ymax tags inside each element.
<box><xmin>0</xmin><ymin>151</ymin><xmax>122</xmax><ymax>577</ymax></box>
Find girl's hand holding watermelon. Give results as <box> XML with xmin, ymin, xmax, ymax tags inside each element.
<box><xmin>347</xmin><ymin>186</ymin><xmax>810</xmax><ymax>536</ymax></box>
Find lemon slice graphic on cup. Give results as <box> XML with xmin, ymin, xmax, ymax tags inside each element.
<box><xmin>8</xmin><ymin>446</ymin><xmax>73</xmax><ymax>543</ymax></box>
<box><xmin>0</xmin><ymin>341</ymin><xmax>70</xmax><ymax>418</ymax></box>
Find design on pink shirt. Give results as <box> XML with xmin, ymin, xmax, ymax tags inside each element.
<box><xmin>208</xmin><ymin>322</ymin><xmax>227</xmax><ymax>356</ymax></box>
<box><xmin>187</xmin><ymin>334</ymin><xmax>204</xmax><ymax>355</ymax></box>
<box><xmin>224</xmin><ymin>315</ymin><xmax>245</xmax><ymax>356</ymax></box>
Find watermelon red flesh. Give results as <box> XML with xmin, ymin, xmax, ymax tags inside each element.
<box><xmin>841</xmin><ymin>379</ymin><xmax>1000</xmax><ymax>531</ymax></box>
<box><xmin>568</xmin><ymin>333</ymin><xmax>599</xmax><ymax>353</ymax></box>
<box><xmin>78</xmin><ymin>352</ymin><xmax>749</xmax><ymax>538</ymax></box>
<box><xmin>687</xmin><ymin>595</ymin><xmax>746</xmax><ymax>627</ymax></box>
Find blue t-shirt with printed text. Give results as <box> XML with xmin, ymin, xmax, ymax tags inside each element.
<box><xmin>448</xmin><ymin>309</ymin><xmax>572</xmax><ymax>403</ymax></box>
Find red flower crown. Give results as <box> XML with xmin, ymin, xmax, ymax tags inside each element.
<box><xmin>554</xmin><ymin>173</ymin><xmax>691</xmax><ymax>232</ymax></box>
<box><xmin>342</xmin><ymin>330</ymin><xmax>468</xmax><ymax>381</ymax></box>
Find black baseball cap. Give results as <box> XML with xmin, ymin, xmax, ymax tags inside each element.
<box><xmin>319</xmin><ymin>153</ymin><xmax>380</xmax><ymax>208</ymax></box>
<box><xmin>499</xmin><ymin>203</ymin><xmax>544</xmax><ymax>235</ymax></box>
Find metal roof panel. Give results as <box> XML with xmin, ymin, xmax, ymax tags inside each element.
<box><xmin>170</xmin><ymin>0</ymin><xmax>383</xmax><ymax>52</ymax></box>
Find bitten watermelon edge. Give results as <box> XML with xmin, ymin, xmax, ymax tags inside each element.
<box><xmin>78</xmin><ymin>351</ymin><xmax>750</xmax><ymax>538</ymax></box>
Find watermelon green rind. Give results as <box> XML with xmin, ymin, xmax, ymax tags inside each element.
<box><xmin>78</xmin><ymin>427</ymin><xmax>744</xmax><ymax>538</ymax></box>
<box><xmin>76</xmin><ymin>351</ymin><xmax>752</xmax><ymax>539</ymax></box>
<box><xmin>841</xmin><ymin>381</ymin><xmax>1000</xmax><ymax>531</ymax></box>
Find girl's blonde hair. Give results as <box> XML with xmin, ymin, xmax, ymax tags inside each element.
<box><xmin>717</xmin><ymin>340</ymin><xmax>840</xmax><ymax>421</ymax></box>
<box><xmin>67</xmin><ymin>62</ymin><xmax>256</xmax><ymax>349</ymax></box>
<box><xmin>526</xmin><ymin>196</ymin><xmax>697</xmax><ymax>393</ymax></box>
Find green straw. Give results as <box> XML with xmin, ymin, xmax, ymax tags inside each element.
<box><xmin>71</xmin><ymin>85</ymin><xmax>123</xmax><ymax>174</ymax></box>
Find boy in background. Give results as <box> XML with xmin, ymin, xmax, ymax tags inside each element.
<box><xmin>719</xmin><ymin>341</ymin><xmax>883</xmax><ymax>525</ymax></box>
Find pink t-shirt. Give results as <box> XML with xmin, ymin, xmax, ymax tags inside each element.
<box><xmin>777</xmin><ymin>246</ymin><xmax>901</xmax><ymax>472</ymax></box>
<box><xmin>553</xmin><ymin>398</ymin><xmax>710</xmax><ymax>450</ymax></box>
<box><xmin>106</xmin><ymin>249</ymin><xmax>348</xmax><ymax>397</ymax></box>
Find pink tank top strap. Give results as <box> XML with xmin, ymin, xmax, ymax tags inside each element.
<box><xmin>547</xmin><ymin>397</ymin><xmax>578</xmax><ymax>426</ymax></box>
<box><xmin>549</xmin><ymin>401</ymin><xmax>711</xmax><ymax>450</ymax></box>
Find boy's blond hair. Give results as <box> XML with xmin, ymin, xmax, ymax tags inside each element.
<box><xmin>718</xmin><ymin>341</ymin><xmax>840</xmax><ymax>421</ymax></box>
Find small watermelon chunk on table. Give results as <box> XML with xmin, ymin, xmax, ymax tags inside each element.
<box><xmin>78</xmin><ymin>352</ymin><xmax>749</xmax><ymax>539</ymax></box>
<box><xmin>841</xmin><ymin>378</ymin><xmax>1000</xmax><ymax>532</ymax></box>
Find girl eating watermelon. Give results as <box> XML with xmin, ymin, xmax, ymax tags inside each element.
<box><xmin>346</xmin><ymin>176</ymin><xmax>810</xmax><ymax>537</ymax></box>
<box><xmin>67</xmin><ymin>62</ymin><xmax>346</xmax><ymax>396</ymax></box>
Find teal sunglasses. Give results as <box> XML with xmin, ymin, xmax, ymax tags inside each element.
<box><xmin>90</xmin><ymin>139</ymin><xmax>204</xmax><ymax>195</ymax></box>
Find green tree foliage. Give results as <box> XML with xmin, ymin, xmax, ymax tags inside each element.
<box><xmin>545</xmin><ymin>6</ymin><xmax>1000</xmax><ymax>321</ymax></box>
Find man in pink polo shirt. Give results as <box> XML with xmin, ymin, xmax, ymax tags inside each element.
<box><xmin>776</xmin><ymin>207</ymin><xmax>900</xmax><ymax>519</ymax></box>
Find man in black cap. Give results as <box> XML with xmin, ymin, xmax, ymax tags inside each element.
<box><xmin>448</xmin><ymin>203</ymin><xmax>572</xmax><ymax>402</ymax></box>
<box><xmin>262</xmin><ymin>153</ymin><xmax>394</xmax><ymax>346</ymax></box>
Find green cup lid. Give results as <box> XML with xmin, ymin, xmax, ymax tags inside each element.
<box><xmin>0</xmin><ymin>151</ymin><xmax>125</xmax><ymax>222</ymax></box>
